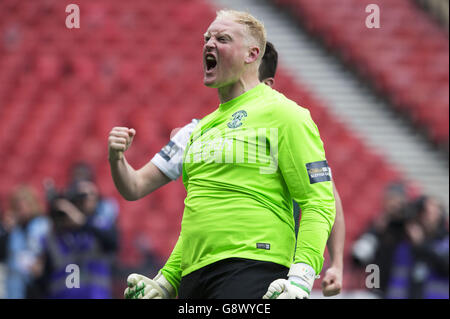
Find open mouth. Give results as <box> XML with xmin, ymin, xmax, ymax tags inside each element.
<box><xmin>205</xmin><ymin>54</ymin><xmax>217</xmax><ymax>72</ymax></box>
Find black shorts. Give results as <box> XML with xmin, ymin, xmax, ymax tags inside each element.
<box><xmin>178</xmin><ymin>258</ymin><xmax>289</xmax><ymax>299</ymax></box>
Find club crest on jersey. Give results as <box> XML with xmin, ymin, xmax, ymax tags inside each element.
<box><xmin>227</xmin><ymin>110</ymin><xmax>247</xmax><ymax>129</ymax></box>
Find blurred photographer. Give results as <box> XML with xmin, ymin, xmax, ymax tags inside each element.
<box><xmin>386</xmin><ymin>196</ymin><xmax>448</xmax><ymax>299</ymax></box>
<box><xmin>3</xmin><ymin>185</ymin><xmax>50</xmax><ymax>299</ymax></box>
<box><xmin>351</xmin><ymin>182</ymin><xmax>409</xmax><ymax>297</ymax></box>
<box><xmin>35</xmin><ymin>180</ymin><xmax>119</xmax><ymax>298</ymax></box>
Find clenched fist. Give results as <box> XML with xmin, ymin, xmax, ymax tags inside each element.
<box><xmin>321</xmin><ymin>266</ymin><xmax>343</xmax><ymax>297</ymax></box>
<box><xmin>108</xmin><ymin>127</ymin><xmax>136</xmax><ymax>161</ymax></box>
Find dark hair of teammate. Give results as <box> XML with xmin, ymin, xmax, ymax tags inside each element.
<box><xmin>258</xmin><ymin>41</ymin><xmax>278</xmax><ymax>83</ymax></box>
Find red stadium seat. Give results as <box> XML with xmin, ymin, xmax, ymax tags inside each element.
<box><xmin>273</xmin><ymin>0</ymin><xmax>449</xmax><ymax>147</ymax></box>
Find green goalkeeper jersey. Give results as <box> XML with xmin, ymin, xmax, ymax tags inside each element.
<box><xmin>170</xmin><ymin>83</ymin><xmax>335</xmax><ymax>280</ymax></box>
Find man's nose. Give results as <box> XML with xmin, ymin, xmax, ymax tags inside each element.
<box><xmin>204</xmin><ymin>38</ymin><xmax>216</xmax><ymax>50</ymax></box>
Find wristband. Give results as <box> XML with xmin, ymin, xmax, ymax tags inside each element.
<box><xmin>288</xmin><ymin>263</ymin><xmax>317</xmax><ymax>293</ymax></box>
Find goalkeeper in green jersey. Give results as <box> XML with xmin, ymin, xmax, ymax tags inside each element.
<box><xmin>118</xmin><ymin>42</ymin><xmax>345</xmax><ymax>299</ymax></box>
<box><xmin>110</xmin><ymin>10</ymin><xmax>342</xmax><ymax>299</ymax></box>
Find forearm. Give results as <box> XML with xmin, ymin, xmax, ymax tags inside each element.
<box><xmin>160</xmin><ymin>235</ymin><xmax>183</xmax><ymax>296</ymax></box>
<box><xmin>109</xmin><ymin>157</ymin><xmax>142</xmax><ymax>201</ymax></box>
<box><xmin>327</xmin><ymin>183</ymin><xmax>345</xmax><ymax>268</ymax></box>
<box><xmin>294</xmin><ymin>201</ymin><xmax>336</xmax><ymax>275</ymax></box>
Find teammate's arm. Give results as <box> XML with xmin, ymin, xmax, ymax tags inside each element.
<box><xmin>322</xmin><ymin>183</ymin><xmax>345</xmax><ymax>296</ymax></box>
<box><xmin>108</xmin><ymin>127</ymin><xmax>171</xmax><ymax>201</ymax></box>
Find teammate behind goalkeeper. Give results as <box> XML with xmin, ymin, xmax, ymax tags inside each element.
<box><xmin>109</xmin><ymin>10</ymin><xmax>336</xmax><ymax>299</ymax></box>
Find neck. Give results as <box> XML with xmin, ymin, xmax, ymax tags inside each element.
<box><xmin>217</xmin><ymin>73</ymin><xmax>261</xmax><ymax>104</ymax></box>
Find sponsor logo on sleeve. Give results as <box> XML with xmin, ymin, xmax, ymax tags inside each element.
<box><xmin>306</xmin><ymin>161</ymin><xmax>331</xmax><ymax>184</ymax></box>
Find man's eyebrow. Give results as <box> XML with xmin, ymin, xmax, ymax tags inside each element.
<box><xmin>219</xmin><ymin>33</ymin><xmax>232</xmax><ymax>39</ymax></box>
<box><xmin>203</xmin><ymin>31</ymin><xmax>232</xmax><ymax>39</ymax></box>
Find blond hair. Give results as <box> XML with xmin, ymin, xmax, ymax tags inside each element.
<box><xmin>216</xmin><ymin>9</ymin><xmax>267</xmax><ymax>62</ymax></box>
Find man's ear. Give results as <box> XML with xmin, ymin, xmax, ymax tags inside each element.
<box><xmin>245</xmin><ymin>46</ymin><xmax>260</xmax><ymax>64</ymax></box>
<box><xmin>263</xmin><ymin>77</ymin><xmax>275</xmax><ymax>87</ymax></box>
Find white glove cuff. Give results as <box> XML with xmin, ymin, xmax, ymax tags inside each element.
<box><xmin>154</xmin><ymin>271</ymin><xmax>176</xmax><ymax>298</ymax></box>
<box><xmin>288</xmin><ymin>263</ymin><xmax>316</xmax><ymax>292</ymax></box>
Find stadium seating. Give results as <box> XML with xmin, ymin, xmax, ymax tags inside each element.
<box><xmin>0</xmin><ymin>0</ymin><xmax>418</xmax><ymax>290</ymax></box>
<box><xmin>272</xmin><ymin>0</ymin><xmax>449</xmax><ymax>150</ymax></box>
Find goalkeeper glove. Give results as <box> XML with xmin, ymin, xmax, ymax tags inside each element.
<box><xmin>124</xmin><ymin>271</ymin><xmax>175</xmax><ymax>299</ymax></box>
<box><xmin>263</xmin><ymin>263</ymin><xmax>316</xmax><ymax>299</ymax></box>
